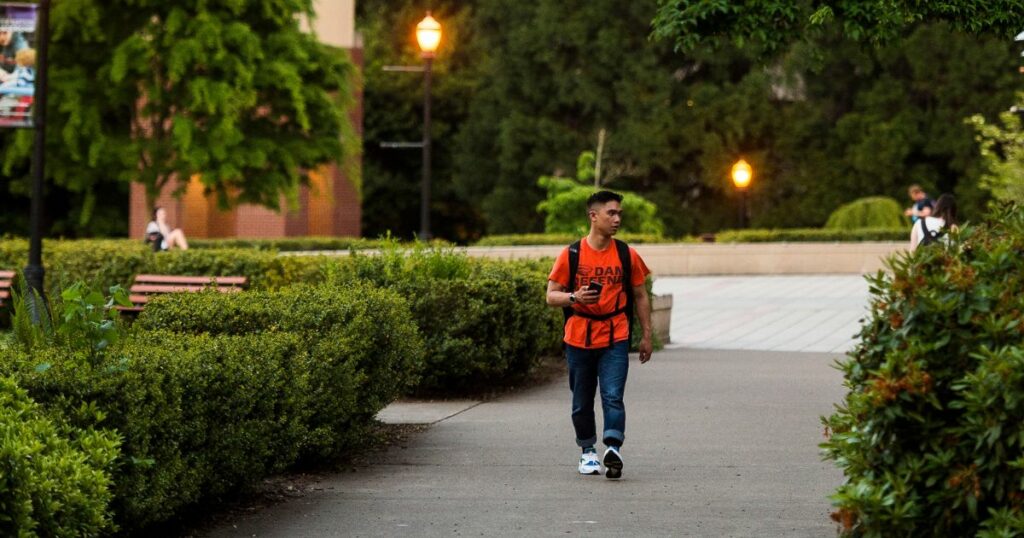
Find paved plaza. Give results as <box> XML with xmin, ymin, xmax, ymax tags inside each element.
<box><xmin>205</xmin><ymin>275</ymin><xmax>866</xmax><ymax>537</ymax></box>
<box><xmin>654</xmin><ymin>275</ymin><xmax>870</xmax><ymax>353</ymax></box>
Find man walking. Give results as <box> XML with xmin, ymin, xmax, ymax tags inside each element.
<box><xmin>546</xmin><ymin>190</ymin><xmax>653</xmax><ymax>479</ymax></box>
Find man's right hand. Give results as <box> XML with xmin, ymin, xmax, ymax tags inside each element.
<box><xmin>575</xmin><ymin>286</ymin><xmax>600</xmax><ymax>305</ymax></box>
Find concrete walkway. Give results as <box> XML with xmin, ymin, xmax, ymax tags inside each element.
<box><xmin>205</xmin><ymin>349</ymin><xmax>845</xmax><ymax>537</ymax></box>
<box><xmin>203</xmin><ymin>275</ymin><xmax>862</xmax><ymax>537</ymax></box>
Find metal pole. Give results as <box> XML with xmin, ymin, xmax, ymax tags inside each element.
<box><xmin>420</xmin><ymin>56</ymin><xmax>433</xmax><ymax>241</ymax></box>
<box><xmin>740</xmin><ymin>189</ymin><xmax>749</xmax><ymax>229</ymax></box>
<box><xmin>25</xmin><ymin>0</ymin><xmax>51</xmax><ymax>304</ymax></box>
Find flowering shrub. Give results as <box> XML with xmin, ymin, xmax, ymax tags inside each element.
<box><xmin>823</xmin><ymin>205</ymin><xmax>1024</xmax><ymax>536</ymax></box>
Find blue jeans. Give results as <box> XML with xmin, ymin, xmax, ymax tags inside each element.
<box><xmin>565</xmin><ymin>340</ymin><xmax>629</xmax><ymax>448</ymax></box>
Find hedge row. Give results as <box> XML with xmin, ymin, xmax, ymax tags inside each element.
<box><xmin>823</xmin><ymin>206</ymin><xmax>1024</xmax><ymax>535</ymax></box>
<box><xmin>473</xmin><ymin>233</ymin><xmax>684</xmax><ymax>246</ymax></box>
<box><xmin>190</xmin><ymin>236</ymin><xmax>452</xmax><ymax>251</ymax></box>
<box><xmin>714</xmin><ymin>227</ymin><xmax>907</xmax><ymax>243</ymax></box>
<box><xmin>0</xmin><ymin>281</ymin><xmax>422</xmax><ymax>531</ymax></box>
<box><xmin>0</xmin><ymin>376</ymin><xmax>119</xmax><ymax>536</ymax></box>
<box><xmin>137</xmin><ymin>247</ymin><xmax>564</xmax><ymax>395</ymax></box>
<box><xmin>473</xmin><ymin>229</ymin><xmax>908</xmax><ymax>245</ymax></box>
<box><xmin>0</xmin><ymin>238</ymin><xmax>321</xmax><ymax>292</ymax></box>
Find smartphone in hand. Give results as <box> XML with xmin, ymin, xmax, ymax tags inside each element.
<box><xmin>587</xmin><ymin>280</ymin><xmax>604</xmax><ymax>295</ymax></box>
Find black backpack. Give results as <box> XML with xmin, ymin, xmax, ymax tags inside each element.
<box><xmin>562</xmin><ymin>239</ymin><xmax>634</xmax><ymax>348</ymax></box>
<box><xmin>918</xmin><ymin>218</ymin><xmax>944</xmax><ymax>247</ymax></box>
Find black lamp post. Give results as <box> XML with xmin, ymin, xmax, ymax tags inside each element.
<box><xmin>731</xmin><ymin>158</ymin><xmax>752</xmax><ymax>229</ymax></box>
<box><xmin>415</xmin><ymin>13</ymin><xmax>440</xmax><ymax>241</ymax></box>
<box><xmin>25</xmin><ymin>0</ymin><xmax>51</xmax><ymax>304</ymax></box>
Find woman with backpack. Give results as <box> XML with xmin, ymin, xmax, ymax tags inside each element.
<box><xmin>910</xmin><ymin>193</ymin><xmax>957</xmax><ymax>251</ymax></box>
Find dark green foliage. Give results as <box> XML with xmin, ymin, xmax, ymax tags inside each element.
<box><xmin>0</xmin><ymin>376</ymin><xmax>119</xmax><ymax>536</ymax></box>
<box><xmin>652</xmin><ymin>0</ymin><xmax>1024</xmax><ymax>54</ymax></box>
<box><xmin>134</xmin><ymin>283</ymin><xmax>424</xmax><ymax>456</ymax></box>
<box><xmin>822</xmin><ymin>205</ymin><xmax>1024</xmax><ymax>535</ymax></box>
<box><xmin>331</xmin><ymin>247</ymin><xmax>563</xmax><ymax>393</ymax></box>
<box><xmin>825</xmin><ymin>197</ymin><xmax>908</xmax><ymax>229</ymax></box>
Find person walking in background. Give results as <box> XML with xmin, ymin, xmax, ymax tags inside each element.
<box><xmin>904</xmin><ymin>184</ymin><xmax>934</xmax><ymax>223</ymax></box>
<box><xmin>910</xmin><ymin>193</ymin><xmax>958</xmax><ymax>251</ymax></box>
<box><xmin>545</xmin><ymin>190</ymin><xmax>653</xmax><ymax>480</ymax></box>
<box><xmin>145</xmin><ymin>206</ymin><xmax>189</xmax><ymax>251</ymax></box>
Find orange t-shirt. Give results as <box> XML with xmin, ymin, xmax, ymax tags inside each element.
<box><xmin>548</xmin><ymin>239</ymin><xmax>651</xmax><ymax>349</ymax></box>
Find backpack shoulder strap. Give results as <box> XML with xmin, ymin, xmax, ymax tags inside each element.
<box><xmin>563</xmin><ymin>240</ymin><xmax>582</xmax><ymax>327</ymax></box>
<box><xmin>613</xmin><ymin>239</ymin><xmax>635</xmax><ymax>344</ymax></box>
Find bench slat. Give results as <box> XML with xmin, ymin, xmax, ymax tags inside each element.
<box><xmin>130</xmin><ymin>284</ymin><xmax>244</xmax><ymax>294</ymax></box>
<box><xmin>0</xmin><ymin>290</ymin><xmax>9</xmax><ymax>300</ymax></box>
<box><xmin>0</xmin><ymin>271</ymin><xmax>14</xmax><ymax>279</ymax></box>
<box><xmin>133</xmin><ymin>275</ymin><xmax>247</xmax><ymax>286</ymax></box>
<box><xmin>0</xmin><ymin>280</ymin><xmax>12</xmax><ymax>288</ymax></box>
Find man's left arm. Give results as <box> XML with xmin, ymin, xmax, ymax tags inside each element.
<box><xmin>632</xmin><ymin>282</ymin><xmax>653</xmax><ymax>364</ymax></box>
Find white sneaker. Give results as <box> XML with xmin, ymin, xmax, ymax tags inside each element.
<box><xmin>578</xmin><ymin>451</ymin><xmax>601</xmax><ymax>475</ymax></box>
<box><xmin>602</xmin><ymin>447</ymin><xmax>623</xmax><ymax>479</ymax></box>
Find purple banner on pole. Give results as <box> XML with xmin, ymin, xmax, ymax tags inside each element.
<box><xmin>0</xmin><ymin>2</ymin><xmax>38</xmax><ymax>128</ymax></box>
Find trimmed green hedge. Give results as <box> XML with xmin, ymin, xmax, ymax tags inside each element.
<box><xmin>825</xmin><ymin>196</ymin><xmax>908</xmax><ymax>229</ymax></box>
<box><xmin>0</xmin><ymin>375</ymin><xmax>119</xmax><ymax>536</ymax></box>
<box><xmin>0</xmin><ymin>238</ymin><xmax>329</xmax><ymax>292</ymax></box>
<box><xmin>474</xmin><ymin>233</ymin><xmax>683</xmax><ymax>246</ymax></box>
<box><xmin>190</xmin><ymin>236</ymin><xmax>452</xmax><ymax>251</ymax></box>
<box><xmin>308</xmin><ymin>248</ymin><xmax>562</xmax><ymax>393</ymax></box>
<box><xmin>134</xmin><ymin>283</ymin><xmax>424</xmax><ymax>455</ymax></box>
<box><xmin>714</xmin><ymin>227</ymin><xmax>907</xmax><ymax>243</ymax></box>
<box><xmin>822</xmin><ymin>206</ymin><xmax>1024</xmax><ymax>535</ymax></box>
<box><xmin>1</xmin><ymin>281</ymin><xmax>422</xmax><ymax>531</ymax></box>
<box><xmin>473</xmin><ymin>229</ymin><xmax>908</xmax><ymax>245</ymax></box>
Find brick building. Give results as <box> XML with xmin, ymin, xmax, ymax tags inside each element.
<box><xmin>129</xmin><ymin>0</ymin><xmax>362</xmax><ymax>239</ymax></box>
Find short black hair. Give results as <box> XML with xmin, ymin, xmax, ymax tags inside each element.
<box><xmin>152</xmin><ymin>206</ymin><xmax>163</xmax><ymax>220</ymax></box>
<box><xmin>586</xmin><ymin>190</ymin><xmax>623</xmax><ymax>210</ymax></box>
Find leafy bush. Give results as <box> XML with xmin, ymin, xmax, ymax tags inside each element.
<box><xmin>134</xmin><ymin>282</ymin><xmax>424</xmax><ymax>454</ymax></box>
<box><xmin>3</xmin><ymin>331</ymin><xmax>309</xmax><ymax>530</ymax></box>
<box><xmin>331</xmin><ymin>246</ymin><xmax>563</xmax><ymax>393</ymax></box>
<box><xmin>825</xmin><ymin>196</ymin><xmax>908</xmax><ymax>229</ymax></box>
<box><xmin>822</xmin><ymin>206</ymin><xmax>1024</xmax><ymax>535</ymax></box>
<box><xmin>0</xmin><ymin>238</ymin><xmax>151</xmax><ymax>293</ymax></box>
<box><xmin>0</xmin><ymin>279</ymin><xmax>421</xmax><ymax>531</ymax></box>
<box><xmin>536</xmin><ymin>152</ymin><xmax>665</xmax><ymax>236</ymax></box>
<box><xmin>970</xmin><ymin>98</ymin><xmax>1024</xmax><ymax>206</ymax></box>
<box><xmin>714</xmin><ymin>227</ymin><xmax>907</xmax><ymax>243</ymax></box>
<box><xmin>0</xmin><ymin>375</ymin><xmax>119</xmax><ymax>536</ymax></box>
<box><xmin>11</xmin><ymin>282</ymin><xmax>131</xmax><ymax>356</ymax></box>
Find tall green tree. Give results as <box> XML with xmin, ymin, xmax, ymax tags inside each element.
<box><xmin>652</xmin><ymin>0</ymin><xmax>1024</xmax><ymax>54</ymax></box>
<box><xmin>454</xmin><ymin>0</ymin><xmax>708</xmax><ymax>234</ymax></box>
<box><xmin>0</xmin><ymin>0</ymin><xmax>355</xmax><ymax>237</ymax></box>
<box><xmin>356</xmin><ymin>0</ymin><xmax>485</xmax><ymax>242</ymax></box>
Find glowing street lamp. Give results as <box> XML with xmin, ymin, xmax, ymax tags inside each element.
<box><xmin>416</xmin><ymin>13</ymin><xmax>441</xmax><ymax>240</ymax></box>
<box><xmin>731</xmin><ymin>159</ymin><xmax>753</xmax><ymax>228</ymax></box>
<box><xmin>416</xmin><ymin>13</ymin><xmax>442</xmax><ymax>57</ymax></box>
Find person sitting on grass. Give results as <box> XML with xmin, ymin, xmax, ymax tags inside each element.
<box><xmin>145</xmin><ymin>207</ymin><xmax>189</xmax><ymax>251</ymax></box>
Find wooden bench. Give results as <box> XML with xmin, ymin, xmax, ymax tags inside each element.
<box><xmin>0</xmin><ymin>270</ymin><xmax>14</xmax><ymax>308</ymax></box>
<box><xmin>118</xmin><ymin>274</ymin><xmax>248</xmax><ymax>313</ymax></box>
